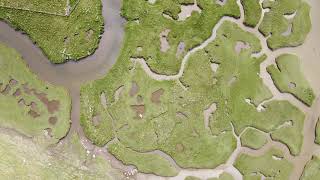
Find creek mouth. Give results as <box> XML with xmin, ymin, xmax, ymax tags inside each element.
<box><xmin>0</xmin><ymin>0</ymin><xmax>125</xmax><ymax>134</ymax></box>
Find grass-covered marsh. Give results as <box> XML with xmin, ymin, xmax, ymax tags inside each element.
<box><xmin>300</xmin><ymin>154</ymin><xmax>320</xmax><ymax>180</ymax></box>
<box><xmin>240</xmin><ymin>0</ymin><xmax>262</xmax><ymax>28</ymax></box>
<box><xmin>240</xmin><ymin>128</ymin><xmax>267</xmax><ymax>150</ymax></box>
<box><xmin>81</xmin><ymin>20</ymin><xmax>306</xmax><ymax>175</ymax></box>
<box><xmin>0</xmin><ymin>0</ymin><xmax>103</xmax><ymax>63</ymax></box>
<box><xmin>267</xmin><ymin>54</ymin><xmax>315</xmax><ymax>106</ymax></box>
<box><xmin>0</xmin><ymin>43</ymin><xmax>70</xmax><ymax>143</ymax></box>
<box><xmin>259</xmin><ymin>0</ymin><xmax>311</xmax><ymax>50</ymax></box>
<box><xmin>0</xmin><ymin>0</ymin><xmax>79</xmax><ymax>16</ymax></box>
<box><xmin>234</xmin><ymin>148</ymin><xmax>293</xmax><ymax>180</ymax></box>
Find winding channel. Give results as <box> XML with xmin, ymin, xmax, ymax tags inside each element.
<box><xmin>0</xmin><ymin>0</ymin><xmax>320</xmax><ymax>179</ymax></box>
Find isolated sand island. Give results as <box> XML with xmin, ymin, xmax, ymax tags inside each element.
<box><xmin>0</xmin><ymin>0</ymin><xmax>320</xmax><ymax>179</ymax></box>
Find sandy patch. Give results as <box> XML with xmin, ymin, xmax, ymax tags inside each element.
<box><xmin>151</xmin><ymin>88</ymin><xmax>164</xmax><ymax>104</ymax></box>
<box><xmin>129</xmin><ymin>81</ymin><xmax>139</xmax><ymax>97</ymax></box>
<box><xmin>160</xmin><ymin>29</ymin><xmax>171</xmax><ymax>52</ymax></box>
<box><xmin>210</xmin><ymin>63</ymin><xmax>220</xmax><ymax>73</ymax></box>
<box><xmin>178</xmin><ymin>2</ymin><xmax>202</xmax><ymax>21</ymax></box>
<box><xmin>289</xmin><ymin>82</ymin><xmax>296</xmax><ymax>89</ymax></box>
<box><xmin>148</xmin><ymin>0</ymin><xmax>156</xmax><ymax>4</ymax></box>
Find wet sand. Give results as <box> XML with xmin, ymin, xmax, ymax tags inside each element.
<box><xmin>0</xmin><ymin>0</ymin><xmax>320</xmax><ymax>179</ymax></box>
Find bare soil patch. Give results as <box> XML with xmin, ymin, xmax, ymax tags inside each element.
<box><xmin>151</xmin><ymin>88</ymin><xmax>164</xmax><ymax>104</ymax></box>
<box><xmin>114</xmin><ymin>85</ymin><xmax>124</xmax><ymax>102</ymax></box>
<box><xmin>176</xmin><ymin>42</ymin><xmax>185</xmax><ymax>57</ymax></box>
<box><xmin>34</xmin><ymin>91</ymin><xmax>60</xmax><ymax>114</ymax></box>
<box><xmin>235</xmin><ymin>41</ymin><xmax>251</xmax><ymax>54</ymax></box>
<box><xmin>178</xmin><ymin>2</ymin><xmax>202</xmax><ymax>21</ymax></box>
<box><xmin>216</xmin><ymin>0</ymin><xmax>227</xmax><ymax>6</ymax></box>
<box><xmin>131</xmin><ymin>105</ymin><xmax>145</xmax><ymax>119</ymax></box>
<box><xmin>49</xmin><ymin>116</ymin><xmax>58</xmax><ymax>125</ymax></box>
<box><xmin>28</xmin><ymin>110</ymin><xmax>40</xmax><ymax>118</ymax></box>
<box><xmin>160</xmin><ymin>29</ymin><xmax>171</xmax><ymax>52</ymax></box>
<box><xmin>129</xmin><ymin>81</ymin><xmax>139</xmax><ymax>97</ymax></box>
<box><xmin>13</xmin><ymin>88</ymin><xmax>22</xmax><ymax>97</ymax></box>
<box><xmin>176</xmin><ymin>143</ymin><xmax>185</xmax><ymax>152</ymax></box>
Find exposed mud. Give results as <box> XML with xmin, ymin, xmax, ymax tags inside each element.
<box><xmin>160</xmin><ymin>29</ymin><xmax>171</xmax><ymax>52</ymax></box>
<box><xmin>178</xmin><ymin>1</ymin><xmax>202</xmax><ymax>21</ymax></box>
<box><xmin>151</xmin><ymin>88</ymin><xmax>164</xmax><ymax>104</ymax></box>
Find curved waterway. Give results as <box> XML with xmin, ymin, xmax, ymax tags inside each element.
<box><xmin>1</xmin><ymin>0</ymin><xmax>320</xmax><ymax>179</ymax></box>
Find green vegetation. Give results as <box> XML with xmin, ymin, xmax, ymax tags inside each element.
<box><xmin>81</xmin><ymin>18</ymin><xmax>306</xmax><ymax>175</ymax></box>
<box><xmin>185</xmin><ymin>176</ymin><xmax>201</xmax><ymax>180</ymax></box>
<box><xmin>0</xmin><ymin>43</ymin><xmax>70</xmax><ymax>144</ymax></box>
<box><xmin>240</xmin><ymin>128</ymin><xmax>267</xmax><ymax>150</ymax></box>
<box><xmin>208</xmin><ymin>173</ymin><xmax>234</xmax><ymax>180</ymax></box>
<box><xmin>234</xmin><ymin>148</ymin><xmax>293</xmax><ymax>180</ymax></box>
<box><xmin>259</xmin><ymin>0</ymin><xmax>311</xmax><ymax>50</ymax></box>
<box><xmin>300</xmin><ymin>154</ymin><xmax>320</xmax><ymax>180</ymax></box>
<box><xmin>240</xmin><ymin>0</ymin><xmax>262</xmax><ymax>27</ymax></box>
<box><xmin>315</xmin><ymin>119</ymin><xmax>320</xmax><ymax>144</ymax></box>
<box><xmin>0</xmin><ymin>131</ymin><xmax>123</xmax><ymax>179</ymax></box>
<box><xmin>120</xmin><ymin>0</ymin><xmax>240</xmax><ymax>75</ymax></box>
<box><xmin>0</xmin><ymin>0</ymin><xmax>103</xmax><ymax>63</ymax></box>
<box><xmin>267</xmin><ymin>54</ymin><xmax>315</xmax><ymax>106</ymax></box>
<box><xmin>108</xmin><ymin>142</ymin><xmax>179</xmax><ymax>176</ymax></box>
<box><xmin>0</xmin><ymin>0</ymin><xmax>79</xmax><ymax>16</ymax></box>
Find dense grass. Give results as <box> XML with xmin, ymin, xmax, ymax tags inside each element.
<box><xmin>108</xmin><ymin>142</ymin><xmax>179</xmax><ymax>176</ymax></box>
<box><xmin>0</xmin><ymin>0</ymin><xmax>103</xmax><ymax>63</ymax></box>
<box><xmin>240</xmin><ymin>0</ymin><xmax>262</xmax><ymax>27</ymax></box>
<box><xmin>0</xmin><ymin>0</ymin><xmax>73</xmax><ymax>16</ymax></box>
<box><xmin>234</xmin><ymin>148</ymin><xmax>293</xmax><ymax>180</ymax></box>
<box><xmin>0</xmin><ymin>43</ymin><xmax>70</xmax><ymax>143</ymax></box>
<box><xmin>300</xmin><ymin>154</ymin><xmax>320</xmax><ymax>180</ymax></box>
<box><xmin>267</xmin><ymin>54</ymin><xmax>315</xmax><ymax>106</ymax></box>
<box><xmin>120</xmin><ymin>0</ymin><xmax>240</xmax><ymax>75</ymax></box>
<box><xmin>81</xmin><ymin>19</ymin><xmax>306</xmax><ymax>175</ymax></box>
<box><xmin>259</xmin><ymin>0</ymin><xmax>311</xmax><ymax>50</ymax></box>
<box><xmin>240</xmin><ymin>128</ymin><xmax>267</xmax><ymax>150</ymax></box>
<box><xmin>0</xmin><ymin>132</ymin><xmax>123</xmax><ymax>179</ymax></box>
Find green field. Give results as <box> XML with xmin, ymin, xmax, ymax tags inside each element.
<box><xmin>81</xmin><ymin>17</ymin><xmax>306</xmax><ymax>175</ymax></box>
<box><xmin>259</xmin><ymin>0</ymin><xmax>311</xmax><ymax>50</ymax></box>
<box><xmin>0</xmin><ymin>0</ymin><xmax>103</xmax><ymax>63</ymax></box>
<box><xmin>300</xmin><ymin>154</ymin><xmax>320</xmax><ymax>180</ymax></box>
<box><xmin>267</xmin><ymin>54</ymin><xmax>315</xmax><ymax>106</ymax></box>
<box><xmin>0</xmin><ymin>43</ymin><xmax>70</xmax><ymax>144</ymax></box>
<box><xmin>241</xmin><ymin>0</ymin><xmax>261</xmax><ymax>28</ymax></box>
<box><xmin>240</xmin><ymin>128</ymin><xmax>267</xmax><ymax>150</ymax></box>
<box><xmin>234</xmin><ymin>148</ymin><xmax>293</xmax><ymax>180</ymax></box>
<box><xmin>0</xmin><ymin>0</ymin><xmax>79</xmax><ymax>16</ymax></box>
